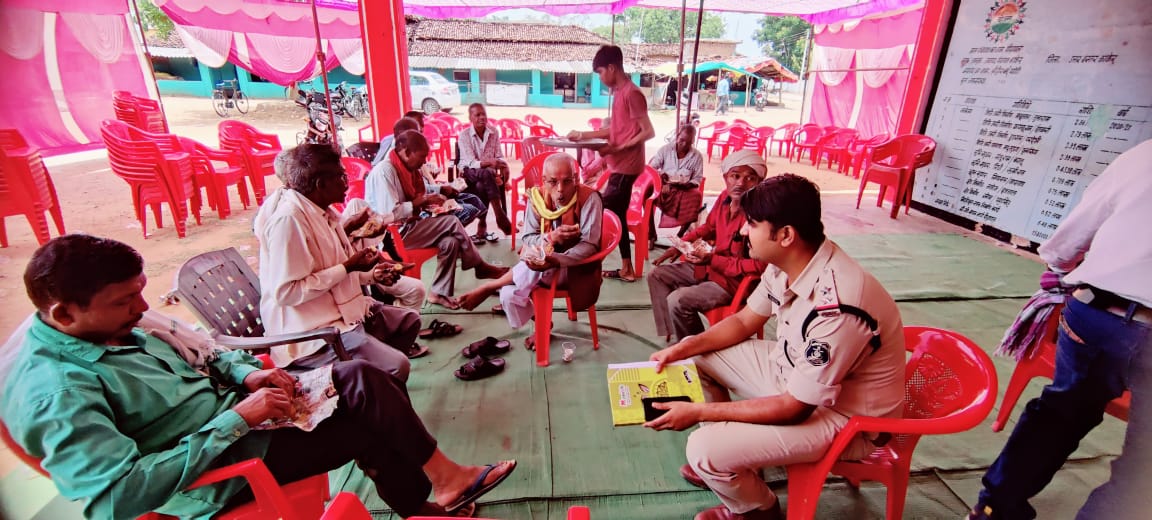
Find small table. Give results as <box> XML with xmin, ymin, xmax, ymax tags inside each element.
<box><xmin>540</xmin><ymin>137</ymin><xmax>608</xmax><ymax>165</ymax></box>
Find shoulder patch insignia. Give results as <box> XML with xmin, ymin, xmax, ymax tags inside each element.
<box><xmin>805</xmin><ymin>340</ymin><xmax>831</xmax><ymax>367</ymax></box>
<box><xmin>815</xmin><ymin>268</ymin><xmax>841</xmax><ymax>317</ymax></box>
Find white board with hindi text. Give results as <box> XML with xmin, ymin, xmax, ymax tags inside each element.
<box><xmin>913</xmin><ymin>0</ymin><xmax>1152</xmax><ymax>243</ymax></box>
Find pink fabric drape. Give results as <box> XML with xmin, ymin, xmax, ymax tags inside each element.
<box><xmin>56</xmin><ymin>13</ymin><xmax>148</xmax><ymax>143</ymax></box>
<box><xmin>853</xmin><ymin>53</ymin><xmax>911</xmax><ymax>138</ymax></box>
<box><xmin>809</xmin><ymin>71</ymin><xmax>857</xmax><ymax>129</ymax></box>
<box><xmin>0</xmin><ymin>10</ymin><xmax>72</xmax><ymax>150</ymax></box>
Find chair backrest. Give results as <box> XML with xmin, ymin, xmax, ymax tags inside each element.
<box><xmin>773</xmin><ymin>123</ymin><xmax>799</xmax><ymax>140</ymax></box>
<box><xmin>529</xmin><ymin>125</ymin><xmax>557</xmax><ymax>137</ymax></box>
<box><xmin>341</xmin><ymin>157</ymin><xmax>371</xmax><ymax>202</ymax></box>
<box><xmin>0</xmin><ymin>419</ymin><xmax>48</xmax><ymax>477</ymax></box>
<box><xmin>794</xmin><ymin>126</ymin><xmax>824</xmax><ymax>144</ymax></box>
<box><xmin>829</xmin><ymin>129</ymin><xmax>858</xmax><ymax>147</ymax></box>
<box><xmin>176</xmin><ymin>248</ymin><xmax>266</xmax><ymax>337</ymax></box>
<box><xmin>519</xmin><ymin>151</ymin><xmax>553</xmax><ymax>189</ymax></box>
<box><xmin>576</xmin><ymin>210</ymin><xmax>622</xmax><ymax>266</ymax></box>
<box><xmin>587</xmin><ymin>117</ymin><xmax>602</xmax><ymax>131</ymax></box>
<box><xmin>891</xmin><ymin>326</ymin><xmax>998</xmax><ymax>457</ymax></box>
<box><xmin>521</xmin><ymin>136</ymin><xmax>548</xmax><ymax>163</ymax></box>
<box><xmin>497</xmin><ymin>119</ymin><xmax>523</xmax><ymax>140</ymax></box>
<box><xmin>0</xmin><ymin>129</ymin><xmax>55</xmax><ymax>212</ymax></box>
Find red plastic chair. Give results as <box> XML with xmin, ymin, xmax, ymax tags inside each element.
<box><xmin>992</xmin><ymin>305</ymin><xmax>1130</xmax><ymax>432</ymax></box>
<box><xmin>528</xmin><ymin>124</ymin><xmax>558</xmax><ymax>138</ymax></box>
<box><xmin>496</xmin><ymin>119</ymin><xmax>524</xmax><ymax>160</ymax></box>
<box><xmin>697</xmin><ymin>121</ymin><xmax>727</xmax><ymax>156</ymax></box>
<box><xmin>388</xmin><ymin>224</ymin><xmax>438</xmax><ymax>282</ymax></box>
<box><xmin>856</xmin><ymin>135</ymin><xmax>936</xmax><ymax>219</ymax></box>
<box><xmin>422</xmin><ymin>124</ymin><xmax>448</xmax><ymax>171</ymax></box>
<box><xmin>508</xmin><ymin>152</ymin><xmax>553</xmax><ymax>251</ymax></box>
<box><xmin>341</xmin><ymin>157</ymin><xmax>371</xmax><ymax>203</ymax></box>
<box><xmin>772</xmin><ymin>123</ymin><xmax>800</xmax><ymax>157</ymax></box>
<box><xmin>113</xmin><ymin>90</ymin><xmax>168</xmax><ymax>133</ymax></box>
<box><xmin>783</xmin><ymin>326</ymin><xmax>998</xmax><ymax>520</ymax></box>
<box><xmin>587</xmin><ymin>117</ymin><xmax>603</xmax><ymax>131</ymax></box>
<box><xmin>0</xmin><ymin>129</ymin><xmax>65</xmax><ymax>247</ymax></box>
<box><xmin>790</xmin><ymin>126</ymin><xmax>824</xmax><ymax>164</ymax></box>
<box><xmin>751</xmin><ymin>126</ymin><xmax>774</xmax><ymax>158</ymax></box>
<box><xmin>1</xmin><ymin>420</ymin><xmax>329</xmax><ymax>520</ymax></box>
<box><xmin>716</xmin><ymin>125</ymin><xmax>749</xmax><ymax>162</ymax></box>
<box><xmin>102</xmin><ymin>120</ymin><xmax>200</xmax><ymax>239</ymax></box>
<box><xmin>218</xmin><ymin>120</ymin><xmax>282</xmax><ymax>205</ymax></box>
<box><xmin>843</xmin><ymin>134</ymin><xmax>889</xmax><ymax>178</ymax></box>
<box><xmin>524</xmin><ymin>114</ymin><xmax>551</xmax><ymax>127</ymax></box>
<box><xmin>702</xmin><ymin>275</ymin><xmax>764</xmax><ymax>340</ymax></box>
<box><xmin>177</xmin><ymin>137</ymin><xmax>251</xmax><ymax>220</ymax></box>
<box><xmin>814</xmin><ymin>129</ymin><xmax>858</xmax><ymax>171</ymax></box>
<box><xmin>595</xmin><ymin>165</ymin><xmax>661</xmax><ymax>277</ymax></box>
<box><xmin>531</xmin><ymin>210</ymin><xmax>621</xmax><ymax>367</ymax></box>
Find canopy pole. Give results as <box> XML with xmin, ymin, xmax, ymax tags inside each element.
<box><xmin>128</xmin><ymin>0</ymin><xmax>167</xmax><ymax>120</ymax></box>
<box><xmin>745</xmin><ymin>77</ymin><xmax>751</xmax><ymax>111</ymax></box>
<box><xmin>310</xmin><ymin>0</ymin><xmax>339</xmax><ymax>151</ymax></box>
<box><xmin>684</xmin><ymin>0</ymin><xmax>705</xmax><ymax>123</ymax></box>
<box><xmin>674</xmin><ymin>0</ymin><xmax>687</xmax><ymax>126</ymax></box>
<box><xmin>798</xmin><ymin>27</ymin><xmax>812</xmax><ymax>125</ymax></box>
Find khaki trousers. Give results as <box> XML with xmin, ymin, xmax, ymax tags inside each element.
<box><xmin>687</xmin><ymin>340</ymin><xmax>871</xmax><ymax>514</ymax></box>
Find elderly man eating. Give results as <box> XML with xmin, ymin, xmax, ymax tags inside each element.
<box><xmin>255</xmin><ymin>144</ymin><xmax>426</xmax><ymax>378</ymax></box>
<box><xmin>458</xmin><ymin>153</ymin><xmax>604</xmax><ymax>349</ymax></box>
<box><xmin>649</xmin><ymin>150</ymin><xmax>769</xmax><ymax>343</ymax></box>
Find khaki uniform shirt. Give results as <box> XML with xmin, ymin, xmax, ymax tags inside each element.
<box><xmin>746</xmin><ymin>240</ymin><xmax>905</xmax><ymax>419</ymax></box>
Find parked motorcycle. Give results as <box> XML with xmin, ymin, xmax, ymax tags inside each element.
<box><xmin>295</xmin><ymin>90</ymin><xmax>344</xmax><ymax>151</ymax></box>
<box><xmin>342</xmin><ymin>83</ymin><xmax>369</xmax><ymax>121</ymax></box>
<box><xmin>754</xmin><ymin>85</ymin><xmax>769</xmax><ymax>111</ymax></box>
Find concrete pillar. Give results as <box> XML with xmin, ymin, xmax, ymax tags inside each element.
<box><xmin>197</xmin><ymin>60</ymin><xmax>215</xmax><ymax>92</ymax></box>
<box><xmin>470</xmin><ymin>69</ymin><xmax>480</xmax><ymax>97</ymax></box>
<box><xmin>531</xmin><ymin>70</ymin><xmax>541</xmax><ymax>94</ymax></box>
<box><xmin>358</xmin><ymin>0</ymin><xmax>411</xmax><ymax>140</ymax></box>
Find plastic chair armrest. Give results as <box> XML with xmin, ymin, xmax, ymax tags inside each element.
<box><xmin>214</xmin><ymin>327</ymin><xmax>350</xmax><ymax>360</ymax></box>
<box><xmin>187</xmin><ymin>459</ymin><xmax>299</xmax><ymax>520</ymax></box>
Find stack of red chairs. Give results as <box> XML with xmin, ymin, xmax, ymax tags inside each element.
<box><xmin>0</xmin><ymin>129</ymin><xmax>66</xmax><ymax>247</ymax></box>
<box><xmin>112</xmin><ymin>90</ymin><xmax>168</xmax><ymax>133</ymax></box>
<box><xmin>843</xmin><ymin>133</ymin><xmax>890</xmax><ymax>178</ymax></box>
<box><xmin>218</xmin><ymin>121</ymin><xmax>282</xmax><ymax>205</ymax></box>
<box><xmin>813</xmin><ymin>129</ymin><xmax>858</xmax><ymax>171</ymax></box>
<box><xmin>101</xmin><ymin>120</ymin><xmax>201</xmax><ymax>239</ymax></box>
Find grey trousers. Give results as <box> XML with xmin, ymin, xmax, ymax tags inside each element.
<box><xmin>288</xmin><ymin>302</ymin><xmax>418</xmax><ymax>383</ymax></box>
<box><xmin>648</xmin><ymin>262</ymin><xmax>731</xmax><ymax>340</ymax></box>
<box><xmin>401</xmin><ymin>214</ymin><xmax>483</xmax><ymax>297</ymax></box>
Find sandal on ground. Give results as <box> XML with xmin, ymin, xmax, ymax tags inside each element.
<box><xmin>419</xmin><ymin>319</ymin><xmax>464</xmax><ymax>339</ymax></box>
<box><xmin>444</xmin><ymin>461</ymin><xmax>519</xmax><ymax>514</ymax></box>
<box><xmin>461</xmin><ymin>336</ymin><xmax>512</xmax><ymax>358</ymax></box>
<box><xmin>404</xmin><ymin>343</ymin><xmax>430</xmax><ymax>359</ymax></box>
<box><xmin>680</xmin><ymin>463</ymin><xmax>708</xmax><ymax>489</ymax></box>
<box><xmin>470</xmin><ymin>233</ymin><xmax>488</xmax><ymax>245</ymax></box>
<box><xmin>602</xmin><ymin>269</ymin><xmax>637</xmax><ymax>282</ymax></box>
<box><xmin>454</xmin><ymin>356</ymin><xmax>506</xmax><ymax>381</ymax></box>
<box><xmin>485</xmin><ymin>231</ymin><xmax>500</xmax><ymax>243</ymax></box>
<box><xmin>491</xmin><ymin>304</ymin><xmax>505</xmax><ymax>316</ymax></box>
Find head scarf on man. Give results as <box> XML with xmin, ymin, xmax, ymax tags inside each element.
<box><xmin>720</xmin><ymin>149</ymin><xmax>768</xmax><ymax>179</ymax></box>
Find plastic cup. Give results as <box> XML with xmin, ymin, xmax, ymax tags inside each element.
<box><xmin>562</xmin><ymin>342</ymin><xmax>576</xmax><ymax>363</ymax></box>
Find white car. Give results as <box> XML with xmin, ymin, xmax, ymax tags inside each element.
<box><xmin>410</xmin><ymin>71</ymin><xmax>461</xmax><ymax>114</ymax></box>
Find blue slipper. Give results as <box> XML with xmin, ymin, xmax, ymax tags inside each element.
<box><xmin>444</xmin><ymin>460</ymin><xmax>518</xmax><ymax>514</ymax></box>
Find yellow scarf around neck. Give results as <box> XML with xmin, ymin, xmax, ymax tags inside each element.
<box><xmin>528</xmin><ymin>187</ymin><xmax>578</xmax><ymax>233</ymax></box>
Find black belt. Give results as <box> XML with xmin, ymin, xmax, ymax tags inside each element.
<box><xmin>1078</xmin><ymin>285</ymin><xmax>1146</xmax><ymax>312</ymax></box>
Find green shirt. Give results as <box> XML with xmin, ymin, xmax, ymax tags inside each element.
<box><xmin>1</xmin><ymin>316</ymin><xmax>270</xmax><ymax>520</ymax></box>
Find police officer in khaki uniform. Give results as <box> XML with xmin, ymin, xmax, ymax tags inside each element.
<box><xmin>647</xmin><ymin>174</ymin><xmax>906</xmax><ymax>520</ymax></box>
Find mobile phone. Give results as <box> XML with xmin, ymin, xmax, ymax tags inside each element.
<box><xmin>642</xmin><ymin>396</ymin><xmax>692</xmax><ymax>422</ymax></box>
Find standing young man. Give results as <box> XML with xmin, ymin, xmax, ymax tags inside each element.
<box><xmin>715</xmin><ymin>73</ymin><xmax>730</xmax><ymax>115</ymax></box>
<box><xmin>568</xmin><ymin>45</ymin><xmax>654</xmax><ymax>282</ymax></box>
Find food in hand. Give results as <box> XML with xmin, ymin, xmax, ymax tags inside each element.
<box><xmin>350</xmin><ymin>215</ymin><xmax>387</xmax><ymax>238</ymax></box>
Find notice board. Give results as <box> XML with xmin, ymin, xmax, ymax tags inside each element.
<box><xmin>914</xmin><ymin>0</ymin><xmax>1152</xmax><ymax>243</ymax></box>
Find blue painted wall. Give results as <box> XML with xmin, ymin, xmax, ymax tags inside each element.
<box><xmin>494</xmin><ymin>70</ymin><xmax>533</xmax><ymax>84</ymax></box>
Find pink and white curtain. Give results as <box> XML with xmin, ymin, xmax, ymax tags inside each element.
<box><xmin>807</xmin><ymin>8</ymin><xmax>923</xmax><ymax>138</ymax></box>
<box><xmin>0</xmin><ymin>0</ymin><xmax>151</xmax><ymax>154</ymax></box>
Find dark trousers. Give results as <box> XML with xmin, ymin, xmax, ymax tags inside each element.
<box><xmin>602</xmin><ymin>172</ymin><xmax>638</xmax><ymax>260</ymax></box>
<box><xmin>463</xmin><ymin>167</ymin><xmax>511</xmax><ymax>233</ymax></box>
<box><xmin>977</xmin><ymin>297</ymin><xmax>1151</xmax><ymax>519</ymax></box>
<box><xmin>240</xmin><ymin>360</ymin><xmax>439</xmax><ymax>518</ymax></box>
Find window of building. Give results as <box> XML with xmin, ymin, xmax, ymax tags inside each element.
<box><xmin>452</xmin><ymin>70</ymin><xmax>471</xmax><ymax>82</ymax></box>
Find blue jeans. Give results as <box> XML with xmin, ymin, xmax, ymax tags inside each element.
<box><xmin>452</xmin><ymin>192</ymin><xmax>484</xmax><ymax>227</ymax></box>
<box><xmin>976</xmin><ymin>297</ymin><xmax>1151</xmax><ymax>519</ymax></box>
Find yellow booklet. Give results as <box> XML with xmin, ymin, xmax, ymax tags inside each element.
<box><xmin>606</xmin><ymin>360</ymin><xmax>705</xmax><ymax>426</ymax></box>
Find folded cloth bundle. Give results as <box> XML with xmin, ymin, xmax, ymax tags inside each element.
<box><xmin>995</xmin><ymin>270</ymin><xmax>1070</xmax><ymax>361</ymax></box>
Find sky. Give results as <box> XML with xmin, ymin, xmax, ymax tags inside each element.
<box><xmin>483</xmin><ymin>9</ymin><xmax>765</xmax><ymax>57</ymax></box>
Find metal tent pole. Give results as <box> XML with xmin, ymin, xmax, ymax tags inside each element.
<box><xmin>798</xmin><ymin>27</ymin><xmax>813</xmax><ymax>124</ymax></box>
<box><xmin>674</xmin><ymin>0</ymin><xmax>687</xmax><ymax>126</ymax></box>
<box><xmin>310</xmin><ymin>0</ymin><xmax>339</xmax><ymax>151</ymax></box>
<box><xmin>684</xmin><ymin>0</ymin><xmax>705</xmax><ymax>122</ymax></box>
<box><xmin>129</xmin><ymin>0</ymin><xmax>168</xmax><ymax>120</ymax></box>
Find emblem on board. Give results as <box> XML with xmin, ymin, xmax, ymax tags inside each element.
<box><xmin>805</xmin><ymin>341</ymin><xmax>831</xmax><ymax>367</ymax></box>
<box><xmin>984</xmin><ymin>0</ymin><xmax>1027</xmax><ymax>43</ymax></box>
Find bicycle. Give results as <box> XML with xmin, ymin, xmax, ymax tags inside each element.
<box><xmin>212</xmin><ymin>79</ymin><xmax>249</xmax><ymax>117</ymax></box>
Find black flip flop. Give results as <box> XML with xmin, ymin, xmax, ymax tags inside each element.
<box><xmin>471</xmin><ymin>234</ymin><xmax>487</xmax><ymax>245</ymax></box>
<box><xmin>484</xmin><ymin>232</ymin><xmax>500</xmax><ymax>243</ymax></box>
<box><xmin>454</xmin><ymin>356</ymin><xmax>506</xmax><ymax>381</ymax></box>
<box><xmin>444</xmin><ymin>461</ymin><xmax>518</xmax><ymax>514</ymax></box>
<box><xmin>461</xmin><ymin>337</ymin><xmax>512</xmax><ymax>358</ymax></box>
<box><xmin>419</xmin><ymin>319</ymin><xmax>464</xmax><ymax>339</ymax></box>
<box><xmin>404</xmin><ymin>343</ymin><xmax>430</xmax><ymax>359</ymax></box>
<box><xmin>602</xmin><ymin>269</ymin><xmax>637</xmax><ymax>283</ymax></box>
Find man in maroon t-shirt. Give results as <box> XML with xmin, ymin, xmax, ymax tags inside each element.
<box><xmin>567</xmin><ymin>45</ymin><xmax>654</xmax><ymax>282</ymax></box>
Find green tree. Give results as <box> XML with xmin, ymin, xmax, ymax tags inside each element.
<box><xmin>592</xmin><ymin>8</ymin><xmax>725</xmax><ymax>44</ymax></box>
<box><xmin>752</xmin><ymin>16</ymin><xmax>811</xmax><ymax>75</ymax></box>
<box><xmin>138</xmin><ymin>0</ymin><xmax>175</xmax><ymax>40</ymax></box>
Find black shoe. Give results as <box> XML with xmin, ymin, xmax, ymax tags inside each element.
<box><xmin>405</xmin><ymin>343</ymin><xmax>430</xmax><ymax>359</ymax></box>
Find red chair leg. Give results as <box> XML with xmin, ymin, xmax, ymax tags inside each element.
<box><xmin>784</xmin><ymin>463</ymin><xmax>825</xmax><ymax>520</ymax></box>
<box><xmin>589</xmin><ymin>306</ymin><xmax>599</xmax><ymax>349</ymax></box>
<box><xmin>48</xmin><ymin>205</ymin><xmax>65</xmax><ymax>235</ymax></box>
<box><xmin>533</xmin><ymin>289</ymin><xmax>554</xmax><ymax>367</ymax></box>
<box><xmin>884</xmin><ymin>464</ymin><xmax>910</xmax><ymax>520</ymax></box>
<box><xmin>565</xmin><ymin>296</ymin><xmax>577</xmax><ymax>321</ymax></box>
<box><xmin>26</xmin><ymin>213</ymin><xmax>51</xmax><ymax>245</ymax></box>
<box><xmin>0</xmin><ymin>218</ymin><xmax>8</xmax><ymax>247</ymax></box>
<box><xmin>993</xmin><ymin>360</ymin><xmax>1047</xmax><ymax>432</ymax></box>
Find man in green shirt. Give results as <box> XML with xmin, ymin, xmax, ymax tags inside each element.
<box><xmin>1</xmin><ymin>235</ymin><xmax>516</xmax><ymax>519</ymax></box>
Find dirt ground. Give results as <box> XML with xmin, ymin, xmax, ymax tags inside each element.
<box><xmin>0</xmin><ymin>92</ymin><xmax>954</xmax><ymax>338</ymax></box>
